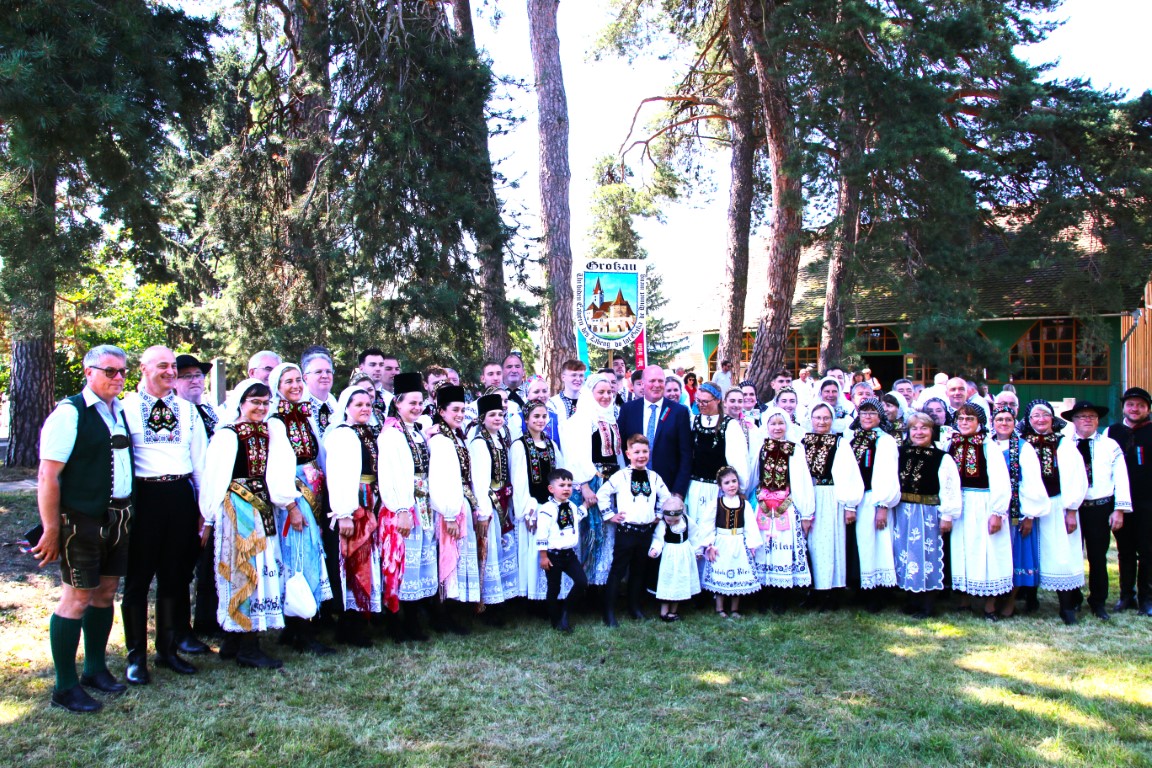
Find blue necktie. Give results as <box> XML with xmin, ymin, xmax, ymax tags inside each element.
<box><xmin>646</xmin><ymin>403</ymin><xmax>658</xmax><ymax>466</ymax></box>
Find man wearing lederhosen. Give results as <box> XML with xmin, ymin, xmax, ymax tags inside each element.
<box><xmin>121</xmin><ymin>345</ymin><xmax>208</xmax><ymax>683</ymax></box>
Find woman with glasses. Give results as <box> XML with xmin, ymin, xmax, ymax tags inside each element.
<box><xmin>198</xmin><ymin>379</ymin><xmax>283</xmax><ymax>669</ymax></box>
<box><xmin>1020</xmin><ymin>400</ymin><xmax>1089</xmax><ymax>624</ymax></box>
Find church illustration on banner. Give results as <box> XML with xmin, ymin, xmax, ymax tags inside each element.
<box><xmin>584</xmin><ymin>277</ymin><xmax>638</xmax><ymax>338</ymax></box>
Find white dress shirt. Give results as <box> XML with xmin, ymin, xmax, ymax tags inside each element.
<box><xmin>536</xmin><ymin>498</ymin><xmax>586</xmax><ymax>551</ymax></box>
<box><xmin>601</xmin><ymin>467</ymin><xmax>672</xmax><ymax>524</ymax></box>
<box><xmin>1074</xmin><ymin>432</ymin><xmax>1132</xmax><ymax>511</ymax></box>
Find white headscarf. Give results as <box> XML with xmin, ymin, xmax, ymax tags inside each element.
<box><xmin>574</xmin><ymin>372</ymin><xmax>618</xmax><ymax>426</ymax></box>
<box><xmin>761</xmin><ymin>406</ymin><xmax>791</xmax><ymax>437</ymax></box>
<box><xmin>808</xmin><ymin>376</ymin><xmax>852</xmax><ymax>421</ymax></box>
<box><xmin>886</xmin><ymin>389</ymin><xmax>913</xmax><ymax>421</ymax></box>
<box><xmin>323</xmin><ymin>384</ymin><xmax>374</xmax><ymax>440</ymax></box>
<box><xmin>268</xmin><ymin>362</ymin><xmax>304</xmax><ymax>410</ymax></box>
<box><xmin>219</xmin><ymin>377</ymin><xmax>269</xmax><ymax>425</ymax></box>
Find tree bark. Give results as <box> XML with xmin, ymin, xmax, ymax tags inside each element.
<box><xmin>527</xmin><ymin>0</ymin><xmax>577</xmax><ymax>389</ymax></box>
<box><xmin>454</xmin><ymin>0</ymin><xmax>512</xmax><ymax>362</ymax></box>
<box><xmin>716</xmin><ymin>1</ymin><xmax>757</xmax><ymax>378</ymax></box>
<box><xmin>6</xmin><ymin>166</ymin><xmax>59</xmax><ymax>468</ymax></box>
<box><xmin>819</xmin><ymin>119</ymin><xmax>863</xmax><ymax>371</ymax></box>
<box><xmin>743</xmin><ymin>0</ymin><xmax>804</xmax><ymax>393</ymax></box>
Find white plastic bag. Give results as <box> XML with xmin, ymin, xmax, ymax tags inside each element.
<box><xmin>282</xmin><ymin>532</ymin><xmax>318</xmax><ymax>618</ymax></box>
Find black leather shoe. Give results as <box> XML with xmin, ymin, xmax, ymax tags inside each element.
<box><xmin>79</xmin><ymin>670</ymin><xmax>126</xmax><ymax>694</ymax></box>
<box><xmin>124</xmin><ymin>654</ymin><xmax>150</xmax><ymax>686</ymax></box>
<box><xmin>1091</xmin><ymin>606</ymin><xmax>1111</xmax><ymax>621</ymax></box>
<box><xmin>1140</xmin><ymin>603</ymin><xmax>1152</xmax><ymax>617</ymax></box>
<box><xmin>1113</xmin><ymin>597</ymin><xmax>1133</xmax><ymax>612</ymax></box>
<box><xmin>51</xmin><ymin>685</ymin><xmax>102</xmax><ymax>713</ymax></box>
<box><xmin>236</xmin><ymin>646</ymin><xmax>283</xmax><ymax>669</ymax></box>
<box><xmin>177</xmin><ymin>635</ymin><xmax>211</xmax><ymax>655</ymax></box>
<box><xmin>157</xmin><ymin>652</ymin><xmax>197</xmax><ymax>675</ymax></box>
<box><xmin>1059</xmin><ymin>609</ymin><xmax>1078</xmax><ymax>626</ymax></box>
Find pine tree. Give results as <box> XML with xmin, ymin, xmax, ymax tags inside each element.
<box><xmin>0</xmin><ymin>0</ymin><xmax>216</xmax><ymax>466</ymax></box>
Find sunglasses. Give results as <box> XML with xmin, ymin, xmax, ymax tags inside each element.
<box><xmin>90</xmin><ymin>366</ymin><xmax>129</xmax><ymax>379</ymax></box>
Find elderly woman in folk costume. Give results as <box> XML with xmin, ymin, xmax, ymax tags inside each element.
<box><xmin>559</xmin><ymin>371</ymin><xmax>624</xmax><ymax>587</ymax></box>
<box><xmin>844</xmin><ymin>398</ymin><xmax>902</xmax><ymax>610</ymax></box>
<box><xmin>813</xmin><ymin>376</ymin><xmax>855</xmax><ymax>434</ymax></box>
<box><xmin>266</xmin><ymin>363</ymin><xmax>334</xmax><ymax>653</ymax></box>
<box><xmin>427</xmin><ymin>384</ymin><xmax>482</xmax><ymax>633</ymax></box>
<box><xmin>377</xmin><ymin>372</ymin><xmax>437</xmax><ymax>640</ymax></box>
<box><xmin>945</xmin><ymin>403</ymin><xmax>1014</xmax><ymax>620</ymax></box>
<box><xmin>685</xmin><ymin>382</ymin><xmax>750</xmax><ymax>578</ymax></box>
<box><xmin>198</xmin><ymin>379</ymin><xmax>284</xmax><ymax>669</ymax></box>
<box><xmin>469</xmin><ymin>393</ymin><xmax>520</xmax><ymax>620</ymax></box>
<box><xmin>1020</xmin><ymin>400</ymin><xmax>1089</xmax><ymax>624</ymax></box>
<box><xmin>750</xmin><ymin>407</ymin><xmax>816</xmax><ymax>612</ymax></box>
<box><xmin>990</xmin><ymin>404</ymin><xmax>1049</xmax><ymax>618</ymax></box>
<box><xmin>801</xmin><ymin>401</ymin><xmax>865</xmax><ymax>610</ymax></box>
<box><xmin>323</xmin><ymin>385</ymin><xmax>392</xmax><ymax>640</ymax></box>
<box><xmin>511</xmin><ymin>400</ymin><xmax>571</xmax><ymax>603</ymax></box>
<box><xmin>892</xmin><ymin>412</ymin><xmax>962</xmax><ymax>618</ymax></box>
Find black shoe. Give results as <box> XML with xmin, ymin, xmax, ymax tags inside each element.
<box><xmin>1113</xmin><ymin>597</ymin><xmax>1133</xmax><ymax>613</ymax></box>
<box><xmin>1091</xmin><ymin>605</ymin><xmax>1111</xmax><ymax>621</ymax></box>
<box><xmin>603</xmin><ymin>611</ymin><xmax>619</xmax><ymax>628</ymax></box>
<box><xmin>983</xmin><ymin>611</ymin><xmax>999</xmax><ymax>622</ymax></box>
<box><xmin>554</xmin><ymin>610</ymin><xmax>572</xmax><ymax>633</ymax></box>
<box><xmin>1059</xmin><ymin>609</ymin><xmax>1078</xmax><ymax>626</ymax></box>
<box><xmin>336</xmin><ymin>631</ymin><xmax>374</xmax><ymax>648</ymax></box>
<box><xmin>79</xmin><ymin>670</ymin><xmax>127</xmax><ymax>694</ymax></box>
<box><xmin>298</xmin><ymin>639</ymin><xmax>338</xmax><ymax>656</ymax></box>
<box><xmin>1140</xmin><ymin>603</ymin><xmax>1152</xmax><ymax>617</ymax></box>
<box><xmin>627</xmin><ymin>608</ymin><xmax>647</xmax><ymax>621</ymax></box>
<box><xmin>51</xmin><ymin>685</ymin><xmax>102</xmax><ymax>713</ymax></box>
<box><xmin>218</xmin><ymin>636</ymin><xmax>241</xmax><ymax>660</ymax></box>
<box><xmin>156</xmin><ymin>652</ymin><xmax>197</xmax><ymax>675</ymax></box>
<box><xmin>177</xmin><ymin>635</ymin><xmax>212</xmax><ymax>655</ymax></box>
<box><xmin>124</xmin><ymin>653</ymin><xmax>150</xmax><ymax>686</ymax></box>
<box><xmin>236</xmin><ymin>647</ymin><xmax>283</xmax><ymax>669</ymax></box>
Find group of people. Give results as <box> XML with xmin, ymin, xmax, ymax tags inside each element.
<box><xmin>32</xmin><ymin>344</ymin><xmax>1152</xmax><ymax>714</ymax></box>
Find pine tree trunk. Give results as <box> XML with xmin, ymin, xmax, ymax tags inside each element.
<box><xmin>744</xmin><ymin>0</ymin><xmax>804</xmax><ymax>393</ymax></box>
<box><xmin>286</xmin><ymin>0</ymin><xmax>332</xmax><ymax>339</ymax></box>
<box><xmin>454</xmin><ymin>0</ymin><xmax>512</xmax><ymax>362</ymax></box>
<box><xmin>527</xmin><ymin>0</ymin><xmax>577</xmax><ymax>389</ymax></box>
<box><xmin>819</xmin><ymin>128</ymin><xmax>863</xmax><ymax>371</ymax></box>
<box><xmin>6</xmin><ymin>166</ymin><xmax>59</xmax><ymax>468</ymax></box>
<box><xmin>716</xmin><ymin>3</ymin><xmax>757</xmax><ymax>376</ymax></box>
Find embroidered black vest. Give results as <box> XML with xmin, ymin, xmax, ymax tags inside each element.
<box><xmin>802</xmin><ymin>433</ymin><xmax>839</xmax><ymax>486</ymax></box>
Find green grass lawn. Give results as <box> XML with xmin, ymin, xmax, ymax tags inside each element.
<box><xmin>2</xmin><ymin>490</ymin><xmax>1150</xmax><ymax>768</ymax></box>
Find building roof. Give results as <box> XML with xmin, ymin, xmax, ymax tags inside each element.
<box><xmin>682</xmin><ymin>230</ymin><xmax>1151</xmax><ymax>335</ymax></box>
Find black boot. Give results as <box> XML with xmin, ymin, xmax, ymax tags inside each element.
<box><xmin>236</xmin><ymin>634</ymin><xmax>283</xmax><ymax>669</ymax></box>
<box><xmin>156</xmin><ymin>599</ymin><xmax>197</xmax><ymax>675</ymax></box>
<box><xmin>122</xmin><ymin>604</ymin><xmax>151</xmax><ymax>685</ymax></box>
<box><xmin>336</xmin><ymin>611</ymin><xmax>374</xmax><ymax>647</ymax></box>
<box><xmin>602</xmin><ymin>580</ymin><xmax>620</xmax><ymax>627</ymax></box>
<box><xmin>1058</xmin><ymin>591</ymin><xmax>1078</xmax><ymax>626</ymax></box>
<box><xmin>402</xmin><ymin>603</ymin><xmax>429</xmax><ymax>642</ymax></box>
<box><xmin>219</xmin><ymin>632</ymin><xmax>241</xmax><ymax>660</ymax></box>
<box><xmin>296</xmin><ymin>618</ymin><xmax>337</xmax><ymax>655</ymax></box>
<box><xmin>555</xmin><ymin>603</ymin><xmax>572</xmax><ymax>633</ymax></box>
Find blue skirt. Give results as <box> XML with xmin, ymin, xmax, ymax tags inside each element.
<box><xmin>1010</xmin><ymin>519</ymin><xmax>1040</xmax><ymax>588</ymax></box>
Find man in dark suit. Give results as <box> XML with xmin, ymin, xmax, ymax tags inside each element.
<box><xmin>618</xmin><ymin>365</ymin><xmax>692</xmax><ymax>499</ymax></box>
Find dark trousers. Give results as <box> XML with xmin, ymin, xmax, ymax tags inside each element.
<box><xmin>545</xmin><ymin>548</ymin><xmax>588</xmax><ymax>625</ymax></box>
<box><xmin>1115</xmin><ymin>506</ymin><xmax>1152</xmax><ymax>605</ymax></box>
<box><xmin>845</xmin><ymin>521</ymin><xmax>861</xmax><ymax>592</ymax></box>
<box><xmin>123</xmin><ymin>479</ymin><xmax>199</xmax><ymax>615</ymax></box>
<box><xmin>605</xmin><ymin>525</ymin><xmax>654</xmax><ymax>614</ymax></box>
<box><xmin>1080</xmin><ymin>498</ymin><xmax>1115</xmax><ymax>609</ymax></box>
<box><xmin>192</xmin><ymin>543</ymin><xmax>219</xmax><ymax>632</ymax></box>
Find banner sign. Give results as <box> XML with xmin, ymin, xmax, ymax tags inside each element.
<box><xmin>575</xmin><ymin>260</ymin><xmax>647</xmax><ymax>351</ymax></box>
<box><xmin>634</xmin><ymin>328</ymin><xmax>648</xmax><ymax>370</ymax></box>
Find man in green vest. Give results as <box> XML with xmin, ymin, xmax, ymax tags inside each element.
<box><xmin>33</xmin><ymin>344</ymin><xmax>135</xmax><ymax>713</ymax></box>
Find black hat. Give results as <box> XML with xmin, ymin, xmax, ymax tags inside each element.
<box><xmin>1121</xmin><ymin>387</ymin><xmax>1152</xmax><ymax>407</ymax></box>
<box><xmin>475</xmin><ymin>393</ymin><xmax>504</xmax><ymax>416</ymax></box>
<box><xmin>393</xmin><ymin>371</ymin><xmax>424</xmax><ymax>396</ymax></box>
<box><xmin>175</xmin><ymin>354</ymin><xmax>212</xmax><ymax>375</ymax></box>
<box><xmin>435</xmin><ymin>384</ymin><xmax>467</xmax><ymax>409</ymax></box>
<box><xmin>1061</xmin><ymin>400</ymin><xmax>1109</xmax><ymax>420</ymax></box>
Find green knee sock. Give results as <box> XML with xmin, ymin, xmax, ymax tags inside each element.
<box><xmin>49</xmin><ymin>614</ymin><xmax>83</xmax><ymax>691</ymax></box>
<box><xmin>81</xmin><ymin>605</ymin><xmax>115</xmax><ymax>677</ymax></box>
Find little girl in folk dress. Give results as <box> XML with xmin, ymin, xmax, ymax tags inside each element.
<box><xmin>648</xmin><ymin>497</ymin><xmax>700</xmax><ymax>621</ymax></box>
<box><xmin>700</xmin><ymin>466</ymin><xmax>762</xmax><ymax>618</ymax></box>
